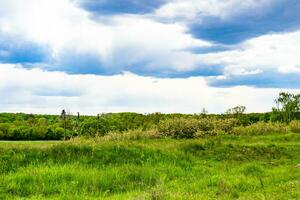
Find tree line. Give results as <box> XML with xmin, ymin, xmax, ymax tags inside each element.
<box><xmin>0</xmin><ymin>92</ymin><xmax>299</xmax><ymax>140</ymax></box>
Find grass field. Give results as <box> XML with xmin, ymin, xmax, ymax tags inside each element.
<box><xmin>0</xmin><ymin>133</ymin><xmax>300</xmax><ymax>199</ymax></box>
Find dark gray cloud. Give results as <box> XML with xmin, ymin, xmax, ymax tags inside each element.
<box><xmin>190</xmin><ymin>0</ymin><xmax>300</xmax><ymax>44</ymax></box>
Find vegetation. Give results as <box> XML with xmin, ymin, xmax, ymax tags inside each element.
<box><xmin>0</xmin><ymin>111</ymin><xmax>299</xmax><ymax>141</ymax></box>
<box><xmin>1</xmin><ymin>92</ymin><xmax>300</xmax><ymax>199</ymax></box>
<box><xmin>231</xmin><ymin>122</ymin><xmax>288</xmax><ymax>136</ymax></box>
<box><xmin>0</xmin><ymin>133</ymin><xmax>299</xmax><ymax>199</ymax></box>
<box><xmin>273</xmin><ymin>92</ymin><xmax>300</xmax><ymax>123</ymax></box>
<box><xmin>226</xmin><ymin>105</ymin><xmax>246</xmax><ymax>115</ymax></box>
<box><xmin>289</xmin><ymin>120</ymin><xmax>300</xmax><ymax>133</ymax></box>
<box><xmin>157</xmin><ymin>117</ymin><xmax>238</xmax><ymax>138</ymax></box>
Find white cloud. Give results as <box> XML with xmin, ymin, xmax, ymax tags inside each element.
<box><xmin>1</xmin><ymin>0</ymin><xmax>300</xmax><ymax>115</ymax></box>
<box><xmin>0</xmin><ymin>64</ymin><xmax>292</xmax><ymax>114</ymax></box>
<box><xmin>0</xmin><ymin>0</ymin><xmax>211</xmax><ymax>72</ymax></box>
<box><xmin>0</xmin><ymin>0</ymin><xmax>112</xmax><ymax>59</ymax></box>
<box><xmin>1</xmin><ymin>0</ymin><xmax>295</xmax><ymax>78</ymax></box>
<box><xmin>198</xmin><ymin>30</ymin><xmax>300</xmax><ymax>76</ymax></box>
<box><xmin>106</xmin><ymin>15</ymin><xmax>211</xmax><ymax>71</ymax></box>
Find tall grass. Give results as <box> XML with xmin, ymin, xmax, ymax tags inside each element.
<box><xmin>0</xmin><ymin>133</ymin><xmax>299</xmax><ymax>199</ymax></box>
<box><xmin>289</xmin><ymin>120</ymin><xmax>300</xmax><ymax>133</ymax></box>
<box><xmin>231</xmin><ymin>120</ymin><xmax>300</xmax><ymax>135</ymax></box>
<box><xmin>231</xmin><ymin>122</ymin><xmax>288</xmax><ymax>135</ymax></box>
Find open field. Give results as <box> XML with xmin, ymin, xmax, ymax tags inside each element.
<box><xmin>2</xmin><ymin>1</ymin><xmax>300</xmax><ymax>199</ymax></box>
<box><xmin>1</xmin><ymin>133</ymin><xmax>300</xmax><ymax>199</ymax></box>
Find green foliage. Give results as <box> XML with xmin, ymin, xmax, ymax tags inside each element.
<box><xmin>157</xmin><ymin>118</ymin><xmax>199</xmax><ymax>138</ymax></box>
<box><xmin>232</xmin><ymin>122</ymin><xmax>288</xmax><ymax>135</ymax></box>
<box><xmin>0</xmin><ymin>123</ymin><xmax>64</xmax><ymax>141</ymax></box>
<box><xmin>157</xmin><ymin>117</ymin><xmax>238</xmax><ymax>138</ymax></box>
<box><xmin>226</xmin><ymin>105</ymin><xmax>246</xmax><ymax>115</ymax></box>
<box><xmin>0</xmin><ymin>107</ymin><xmax>298</xmax><ymax>141</ymax></box>
<box><xmin>79</xmin><ymin>118</ymin><xmax>109</xmax><ymax>136</ymax></box>
<box><xmin>47</xmin><ymin>126</ymin><xmax>64</xmax><ymax>140</ymax></box>
<box><xmin>0</xmin><ymin>123</ymin><xmax>10</xmax><ymax>136</ymax></box>
<box><xmin>273</xmin><ymin>92</ymin><xmax>300</xmax><ymax>123</ymax></box>
<box><xmin>270</xmin><ymin>107</ymin><xmax>284</xmax><ymax>122</ymax></box>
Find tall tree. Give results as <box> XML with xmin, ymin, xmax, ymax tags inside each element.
<box><xmin>226</xmin><ymin>106</ymin><xmax>246</xmax><ymax>115</ymax></box>
<box><xmin>274</xmin><ymin>92</ymin><xmax>300</xmax><ymax>123</ymax></box>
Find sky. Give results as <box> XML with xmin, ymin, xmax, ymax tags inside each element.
<box><xmin>0</xmin><ymin>0</ymin><xmax>300</xmax><ymax>115</ymax></box>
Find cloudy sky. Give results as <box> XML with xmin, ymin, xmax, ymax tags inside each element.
<box><xmin>0</xmin><ymin>0</ymin><xmax>300</xmax><ymax>114</ymax></box>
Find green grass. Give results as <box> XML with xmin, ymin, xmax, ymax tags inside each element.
<box><xmin>0</xmin><ymin>133</ymin><xmax>300</xmax><ymax>199</ymax></box>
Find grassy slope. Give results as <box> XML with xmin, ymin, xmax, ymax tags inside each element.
<box><xmin>0</xmin><ymin>133</ymin><xmax>300</xmax><ymax>199</ymax></box>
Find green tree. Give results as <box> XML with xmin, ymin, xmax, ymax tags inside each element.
<box><xmin>226</xmin><ymin>106</ymin><xmax>246</xmax><ymax>115</ymax></box>
<box><xmin>274</xmin><ymin>92</ymin><xmax>300</xmax><ymax>123</ymax></box>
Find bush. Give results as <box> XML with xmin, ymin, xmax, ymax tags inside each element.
<box><xmin>80</xmin><ymin>118</ymin><xmax>110</xmax><ymax>136</ymax></box>
<box><xmin>231</xmin><ymin>122</ymin><xmax>288</xmax><ymax>135</ymax></box>
<box><xmin>7</xmin><ymin>126</ymin><xmax>32</xmax><ymax>140</ymax></box>
<box><xmin>289</xmin><ymin>120</ymin><xmax>300</xmax><ymax>133</ymax></box>
<box><xmin>31</xmin><ymin>126</ymin><xmax>48</xmax><ymax>140</ymax></box>
<box><xmin>157</xmin><ymin>118</ymin><xmax>198</xmax><ymax>138</ymax></box>
<box><xmin>0</xmin><ymin>123</ymin><xmax>10</xmax><ymax>138</ymax></box>
<box><xmin>0</xmin><ymin>130</ymin><xmax>4</xmax><ymax>139</ymax></box>
<box><xmin>157</xmin><ymin>117</ymin><xmax>238</xmax><ymax>138</ymax></box>
<box><xmin>101</xmin><ymin>129</ymin><xmax>158</xmax><ymax>141</ymax></box>
<box><xmin>47</xmin><ymin>126</ymin><xmax>65</xmax><ymax>140</ymax></box>
<box><xmin>213</xmin><ymin>118</ymin><xmax>238</xmax><ymax>133</ymax></box>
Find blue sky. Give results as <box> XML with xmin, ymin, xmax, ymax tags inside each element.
<box><xmin>0</xmin><ymin>0</ymin><xmax>300</xmax><ymax>114</ymax></box>
<box><xmin>79</xmin><ymin>0</ymin><xmax>166</xmax><ymax>15</ymax></box>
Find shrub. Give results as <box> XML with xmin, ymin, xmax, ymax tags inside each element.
<box><xmin>31</xmin><ymin>126</ymin><xmax>48</xmax><ymax>140</ymax></box>
<box><xmin>213</xmin><ymin>118</ymin><xmax>238</xmax><ymax>132</ymax></box>
<box><xmin>47</xmin><ymin>126</ymin><xmax>65</xmax><ymax>140</ymax></box>
<box><xmin>289</xmin><ymin>120</ymin><xmax>300</xmax><ymax>133</ymax></box>
<box><xmin>7</xmin><ymin>126</ymin><xmax>32</xmax><ymax>140</ymax></box>
<box><xmin>0</xmin><ymin>130</ymin><xmax>4</xmax><ymax>139</ymax></box>
<box><xmin>157</xmin><ymin>117</ymin><xmax>238</xmax><ymax>138</ymax></box>
<box><xmin>196</xmin><ymin>118</ymin><xmax>214</xmax><ymax>131</ymax></box>
<box><xmin>80</xmin><ymin>118</ymin><xmax>110</xmax><ymax>136</ymax></box>
<box><xmin>0</xmin><ymin>123</ymin><xmax>10</xmax><ymax>138</ymax></box>
<box><xmin>101</xmin><ymin>129</ymin><xmax>158</xmax><ymax>141</ymax></box>
<box><xmin>231</xmin><ymin>122</ymin><xmax>288</xmax><ymax>135</ymax></box>
<box><xmin>157</xmin><ymin>118</ymin><xmax>198</xmax><ymax>138</ymax></box>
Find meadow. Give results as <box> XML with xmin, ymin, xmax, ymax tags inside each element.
<box><xmin>1</xmin><ymin>93</ymin><xmax>300</xmax><ymax>199</ymax></box>
<box><xmin>0</xmin><ymin>132</ymin><xmax>300</xmax><ymax>199</ymax></box>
